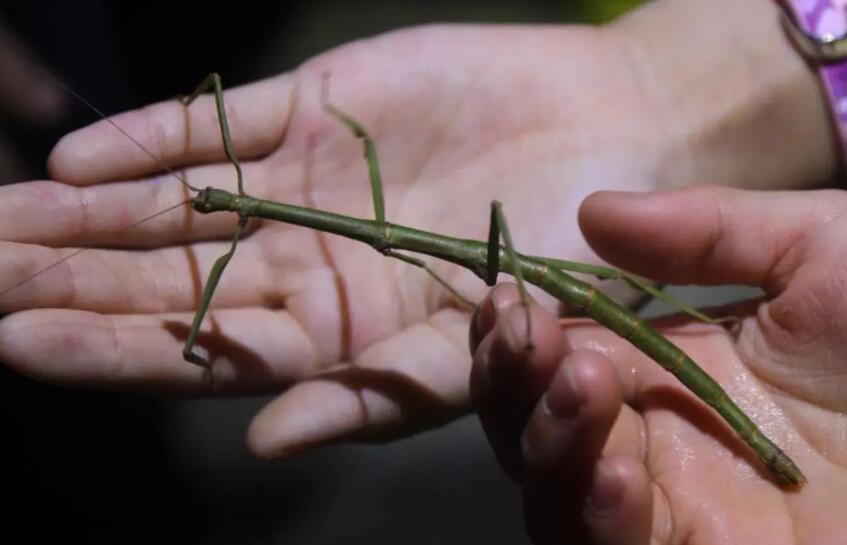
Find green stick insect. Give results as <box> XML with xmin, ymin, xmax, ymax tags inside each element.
<box><xmin>5</xmin><ymin>72</ymin><xmax>806</xmax><ymax>488</ymax></box>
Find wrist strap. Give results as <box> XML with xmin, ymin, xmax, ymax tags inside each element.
<box><xmin>778</xmin><ymin>1</ymin><xmax>847</xmax><ymax>160</ymax></box>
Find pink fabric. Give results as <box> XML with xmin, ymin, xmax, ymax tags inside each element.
<box><xmin>783</xmin><ymin>0</ymin><xmax>847</xmax><ymax>153</ymax></box>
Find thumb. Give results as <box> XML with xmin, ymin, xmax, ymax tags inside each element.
<box><xmin>577</xmin><ymin>185</ymin><xmax>843</xmax><ymax>296</ymax></box>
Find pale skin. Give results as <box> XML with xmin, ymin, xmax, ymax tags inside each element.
<box><xmin>0</xmin><ymin>0</ymin><xmax>840</xmax><ymax>531</ymax></box>
<box><xmin>471</xmin><ymin>187</ymin><xmax>847</xmax><ymax>545</ymax></box>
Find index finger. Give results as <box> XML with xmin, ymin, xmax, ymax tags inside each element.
<box><xmin>47</xmin><ymin>72</ymin><xmax>296</xmax><ymax>185</ymax></box>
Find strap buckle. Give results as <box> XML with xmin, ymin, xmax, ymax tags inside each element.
<box><xmin>778</xmin><ymin>6</ymin><xmax>847</xmax><ymax>63</ymax></box>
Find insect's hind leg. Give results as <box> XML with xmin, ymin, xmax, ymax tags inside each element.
<box><xmin>487</xmin><ymin>201</ymin><xmax>533</xmax><ymax>351</ymax></box>
<box><xmin>530</xmin><ymin>256</ymin><xmax>736</xmax><ymax>325</ymax></box>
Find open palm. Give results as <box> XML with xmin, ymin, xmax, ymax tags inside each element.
<box><xmin>0</xmin><ymin>24</ymin><xmax>666</xmax><ymax>455</ymax></box>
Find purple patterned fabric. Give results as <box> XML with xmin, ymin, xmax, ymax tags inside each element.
<box><xmin>784</xmin><ymin>0</ymin><xmax>847</xmax><ymax>147</ymax></box>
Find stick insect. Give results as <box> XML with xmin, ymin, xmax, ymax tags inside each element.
<box><xmin>3</xmin><ymin>71</ymin><xmax>806</xmax><ymax>488</ymax></box>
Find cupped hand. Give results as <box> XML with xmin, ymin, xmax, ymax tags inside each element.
<box><xmin>470</xmin><ymin>186</ymin><xmax>847</xmax><ymax>544</ymax></box>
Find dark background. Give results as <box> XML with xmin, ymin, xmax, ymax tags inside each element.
<box><xmin>0</xmin><ymin>2</ymin><xmax>652</xmax><ymax>544</ymax></box>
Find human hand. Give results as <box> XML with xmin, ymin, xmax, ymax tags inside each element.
<box><xmin>0</xmin><ymin>24</ymin><xmax>648</xmax><ymax>456</ymax></box>
<box><xmin>470</xmin><ymin>186</ymin><xmax>847</xmax><ymax>545</ymax></box>
<box><xmin>0</xmin><ymin>0</ymin><xmax>835</xmax><ymax>458</ymax></box>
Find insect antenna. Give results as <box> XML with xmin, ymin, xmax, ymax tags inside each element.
<box><xmin>0</xmin><ymin>67</ymin><xmax>203</xmax><ymax>297</ymax></box>
<box><xmin>0</xmin><ymin>199</ymin><xmax>190</xmax><ymax>298</ymax></box>
<box><xmin>37</xmin><ymin>66</ymin><xmax>201</xmax><ymax>192</ymax></box>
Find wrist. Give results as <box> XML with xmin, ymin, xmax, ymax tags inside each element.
<box><xmin>609</xmin><ymin>0</ymin><xmax>839</xmax><ymax>190</ymax></box>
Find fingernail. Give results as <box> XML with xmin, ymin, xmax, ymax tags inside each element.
<box><xmin>586</xmin><ymin>464</ymin><xmax>624</xmax><ymax>515</ymax></box>
<box><xmin>470</xmin><ymin>296</ymin><xmax>496</xmax><ymax>349</ymax></box>
<box><xmin>500</xmin><ymin>304</ymin><xmax>526</xmax><ymax>354</ymax></box>
<box><xmin>544</xmin><ymin>362</ymin><xmax>584</xmax><ymax>419</ymax></box>
<box><xmin>482</xmin><ymin>298</ymin><xmax>534</xmax><ymax>393</ymax></box>
<box><xmin>485</xmin><ymin>304</ymin><xmax>525</xmax><ymax>388</ymax></box>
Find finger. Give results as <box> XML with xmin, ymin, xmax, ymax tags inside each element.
<box><xmin>578</xmin><ymin>185</ymin><xmax>843</xmax><ymax>293</ymax></box>
<box><xmin>0</xmin><ymin>155</ymin><xmax>302</xmax><ymax>249</ymax></box>
<box><xmin>247</xmin><ymin>308</ymin><xmax>472</xmax><ymax>458</ymax></box>
<box><xmin>0</xmin><ymin>306</ymin><xmax>318</xmax><ymax>395</ymax></box>
<box><xmin>520</xmin><ymin>349</ymin><xmax>627</xmax><ymax>543</ymax></box>
<box><xmin>521</xmin><ymin>350</ymin><xmax>632</xmax><ymax>473</ymax></box>
<box><xmin>469</xmin><ymin>283</ymin><xmax>566</xmax><ymax>479</ymax></box>
<box><xmin>469</xmin><ymin>282</ymin><xmax>522</xmax><ymax>351</ymax></box>
<box><xmin>582</xmin><ymin>457</ymin><xmax>654</xmax><ymax>545</ymax></box>
<box><xmin>0</xmin><ymin>226</ymin><xmax>334</xmax><ymax>314</ymax></box>
<box><xmin>47</xmin><ymin>73</ymin><xmax>295</xmax><ymax>185</ymax></box>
